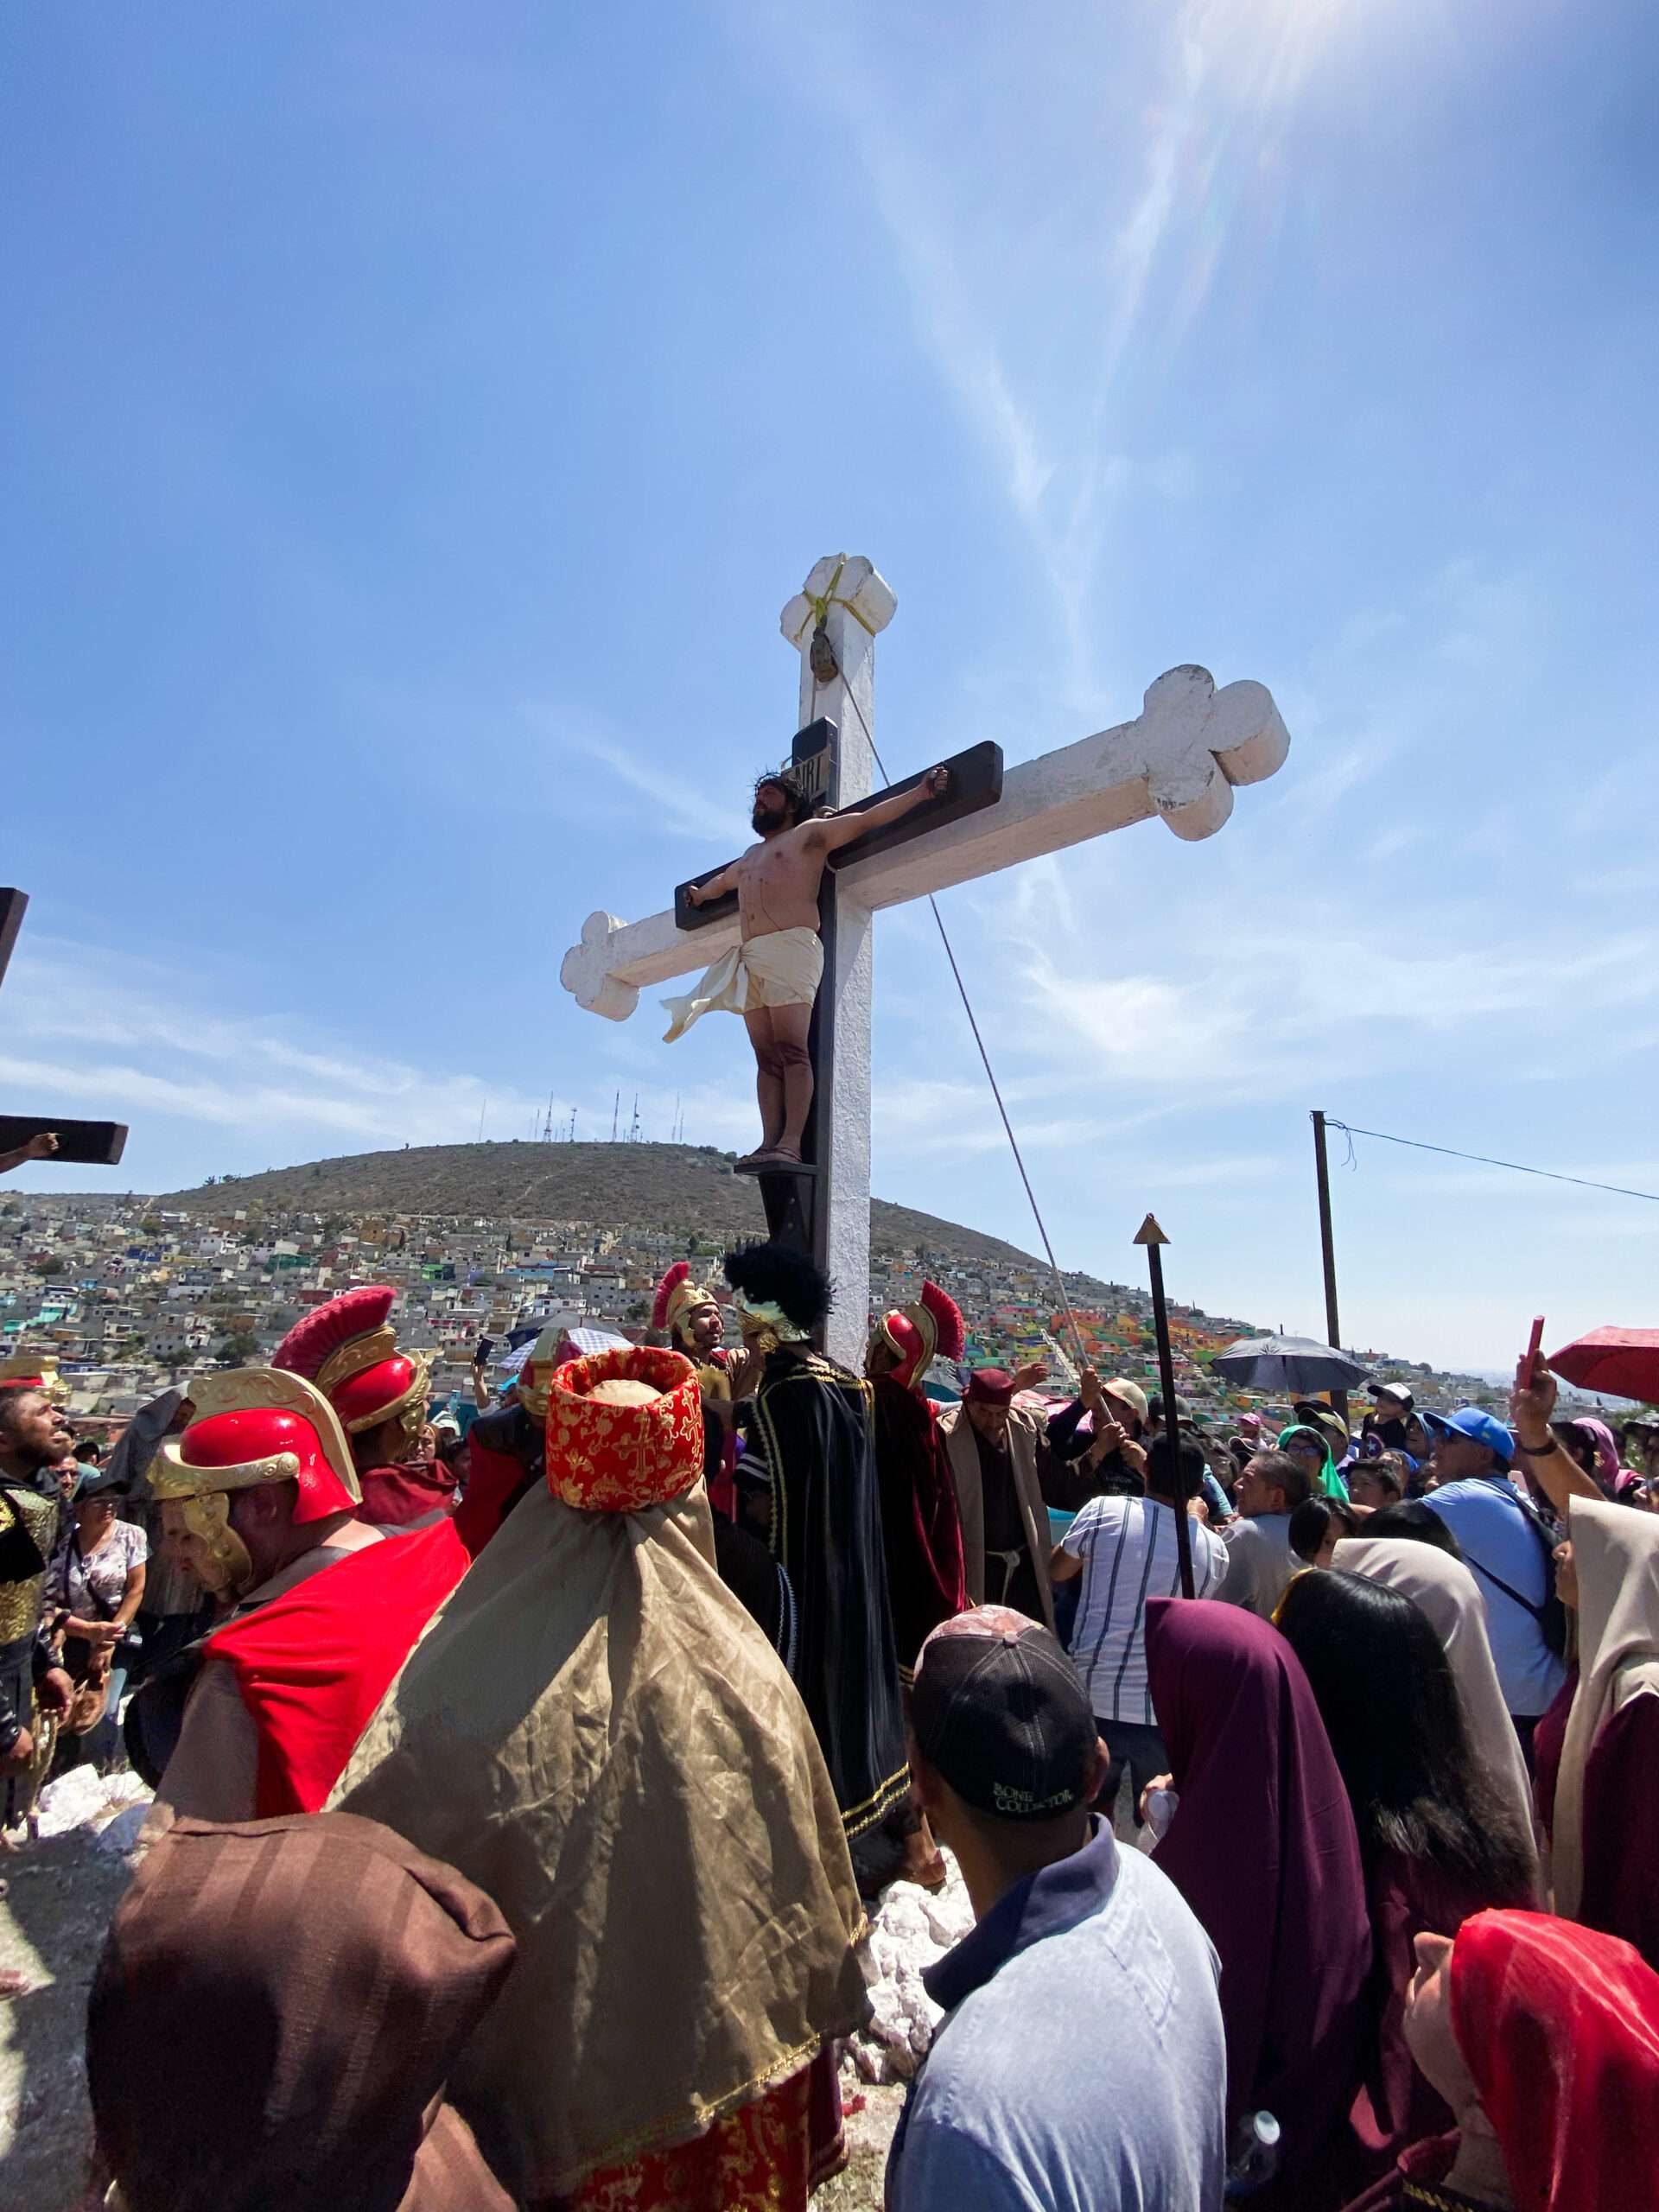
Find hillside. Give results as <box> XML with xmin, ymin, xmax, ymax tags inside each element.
<box><xmin>156</xmin><ymin>1141</ymin><xmax>1065</xmax><ymax>1274</ymax></box>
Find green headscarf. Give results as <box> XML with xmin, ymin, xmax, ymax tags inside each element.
<box><xmin>1278</xmin><ymin>1422</ymin><xmax>1351</xmax><ymax>1504</ymax></box>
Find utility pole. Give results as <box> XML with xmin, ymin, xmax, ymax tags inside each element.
<box><xmin>1311</xmin><ymin>1110</ymin><xmax>1346</xmax><ymax>1420</ymax></box>
<box><xmin>611</xmin><ymin>1091</ymin><xmax>620</xmax><ymax>1143</ymax></box>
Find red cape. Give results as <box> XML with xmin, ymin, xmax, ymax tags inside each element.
<box><xmin>356</xmin><ymin>1458</ymin><xmax>458</xmax><ymax>1529</ymax></box>
<box><xmin>205</xmin><ymin>1520</ymin><xmax>469</xmax><ymax>1817</ymax></box>
<box><xmin>451</xmin><ymin>1430</ymin><xmax>532</xmax><ymax>1558</ymax></box>
<box><xmin>869</xmin><ymin>1373</ymin><xmax>967</xmax><ymax>1669</ymax></box>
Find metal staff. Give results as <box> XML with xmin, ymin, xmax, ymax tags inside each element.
<box><xmin>1135</xmin><ymin>1213</ymin><xmax>1195</xmax><ymax>1599</ymax></box>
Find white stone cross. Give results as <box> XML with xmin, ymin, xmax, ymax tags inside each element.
<box><xmin>561</xmin><ymin>554</ymin><xmax>1290</xmax><ymax>1365</ymax></box>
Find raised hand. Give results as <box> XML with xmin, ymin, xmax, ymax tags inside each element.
<box><xmin>1510</xmin><ymin>1351</ymin><xmax>1559</xmax><ymax>1445</ymax></box>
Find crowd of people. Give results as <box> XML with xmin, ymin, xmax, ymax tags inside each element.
<box><xmin>2</xmin><ymin>1251</ymin><xmax>1657</xmax><ymax>2210</ymax></box>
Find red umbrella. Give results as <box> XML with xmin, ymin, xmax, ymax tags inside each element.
<box><xmin>1547</xmin><ymin>1327</ymin><xmax>1659</xmax><ymax>1404</ymax></box>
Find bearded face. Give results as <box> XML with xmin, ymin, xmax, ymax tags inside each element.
<box><xmin>161</xmin><ymin>1494</ymin><xmax>254</xmax><ymax>1596</ymax></box>
<box><xmin>751</xmin><ymin>785</ymin><xmax>791</xmax><ymax>835</ymax></box>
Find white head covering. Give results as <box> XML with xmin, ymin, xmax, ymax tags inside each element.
<box><xmin>1552</xmin><ymin>1497</ymin><xmax>1659</xmax><ymax>1919</ymax></box>
<box><xmin>1332</xmin><ymin>1535</ymin><xmax>1541</xmax><ymax>1877</ymax></box>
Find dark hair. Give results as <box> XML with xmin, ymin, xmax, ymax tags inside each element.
<box><xmin>1288</xmin><ymin>1495</ymin><xmax>1358</xmax><ymax>1564</ymax></box>
<box><xmin>1146</xmin><ymin>1433</ymin><xmax>1205</xmax><ymax>1505</ymax></box>
<box><xmin>723</xmin><ymin>1242</ymin><xmax>832</xmax><ymax>1334</ymax></box>
<box><xmin>1353</xmin><ymin>1451</ymin><xmax>1408</xmax><ymax>1500</ymax></box>
<box><xmin>753</xmin><ymin>768</ymin><xmax>811</xmax><ymax>828</ymax></box>
<box><xmin>1247</xmin><ymin>1449</ymin><xmax>1313</xmax><ymax>1511</ymax></box>
<box><xmin>1551</xmin><ymin>1422</ymin><xmax>1599</xmax><ymax>1478</ymax></box>
<box><xmin>0</xmin><ymin>1385</ymin><xmax>41</xmax><ymax>1440</ymax></box>
<box><xmin>1276</xmin><ymin>1570</ymin><xmax>1535</xmax><ymax>1902</ymax></box>
<box><xmin>73</xmin><ymin>1435</ymin><xmax>104</xmax><ymax>1465</ymax></box>
<box><xmin>1361</xmin><ymin>1499</ymin><xmax>1464</xmax><ymax>1560</ymax></box>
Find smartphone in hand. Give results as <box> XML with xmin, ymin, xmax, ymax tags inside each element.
<box><xmin>1522</xmin><ymin>1316</ymin><xmax>1546</xmax><ymax>1390</ymax></box>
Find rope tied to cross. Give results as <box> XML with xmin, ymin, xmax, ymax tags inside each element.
<box><xmin>804</xmin><ymin>619</ymin><xmax>1090</xmax><ymax>1370</ymax></box>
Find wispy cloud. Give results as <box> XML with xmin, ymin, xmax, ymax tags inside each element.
<box><xmin>0</xmin><ymin>939</ymin><xmax>766</xmax><ymax>1177</ymax></box>
<box><xmin>524</xmin><ymin>709</ymin><xmax>740</xmax><ymax>845</ymax></box>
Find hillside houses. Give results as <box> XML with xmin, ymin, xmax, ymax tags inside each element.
<box><xmin>0</xmin><ymin>1185</ymin><xmax>1497</xmax><ymax>1423</ymax></box>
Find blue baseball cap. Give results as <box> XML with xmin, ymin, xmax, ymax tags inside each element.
<box><xmin>1421</xmin><ymin>1407</ymin><xmax>1515</xmax><ymax>1465</ymax></box>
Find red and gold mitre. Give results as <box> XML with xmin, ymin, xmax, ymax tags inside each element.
<box><xmin>152</xmin><ymin>1368</ymin><xmax>362</xmax><ymax>1524</ymax></box>
<box><xmin>543</xmin><ymin>1344</ymin><xmax>702</xmax><ymax>1514</ymax></box>
<box><xmin>868</xmin><ymin>1281</ymin><xmax>965</xmax><ymax>1392</ymax></box>
<box><xmin>272</xmin><ymin>1286</ymin><xmax>430</xmax><ymax>1443</ymax></box>
<box><xmin>0</xmin><ymin>1351</ymin><xmax>69</xmax><ymax>1405</ymax></box>
<box><xmin>651</xmin><ymin>1262</ymin><xmax>722</xmax><ymax>1346</ymax></box>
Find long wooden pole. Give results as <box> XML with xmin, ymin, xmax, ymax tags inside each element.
<box><xmin>1311</xmin><ymin>1110</ymin><xmax>1347</xmax><ymax>1421</ymax></box>
<box><xmin>1136</xmin><ymin>1215</ymin><xmax>1194</xmax><ymax>1599</ymax></box>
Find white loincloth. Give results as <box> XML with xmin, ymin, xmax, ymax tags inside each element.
<box><xmin>662</xmin><ymin>925</ymin><xmax>824</xmax><ymax>1040</ymax></box>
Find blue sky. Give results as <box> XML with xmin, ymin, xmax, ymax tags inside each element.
<box><xmin>3</xmin><ymin>0</ymin><xmax>1656</xmax><ymax>1371</ymax></box>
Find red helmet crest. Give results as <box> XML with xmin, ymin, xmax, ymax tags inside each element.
<box><xmin>273</xmin><ymin>1285</ymin><xmax>429</xmax><ymax>1440</ymax></box>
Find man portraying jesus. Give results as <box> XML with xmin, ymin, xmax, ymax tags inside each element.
<box><xmin>663</xmin><ymin>761</ymin><xmax>949</xmax><ymax>1171</ymax></box>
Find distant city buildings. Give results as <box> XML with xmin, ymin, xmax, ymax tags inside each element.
<box><xmin>0</xmin><ymin>1188</ymin><xmax>1503</xmax><ymax>1428</ymax></box>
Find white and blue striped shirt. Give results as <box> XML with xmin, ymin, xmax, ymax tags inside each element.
<box><xmin>1062</xmin><ymin>1497</ymin><xmax>1229</xmax><ymax>1726</ymax></box>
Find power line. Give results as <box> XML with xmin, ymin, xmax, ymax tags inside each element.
<box><xmin>1325</xmin><ymin>1119</ymin><xmax>1659</xmax><ymax>1205</ymax></box>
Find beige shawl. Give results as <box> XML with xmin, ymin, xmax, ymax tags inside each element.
<box><xmin>1552</xmin><ymin>1497</ymin><xmax>1659</xmax><ymax>1920</ymax></box>
<box><xmin>332</xmin><ymin>1478</ymin><xmax>868</xmax><ymax>2200</ymax></box>
<box><xmin>1333</xmin><ymin>1536</ymin><xmax>1540</xmax><ymax>1879</ymax></box>
<box><xmin>938</xmin><ymin>1402</ymin><xmax>1057</xmax><ymax>1631</ymax></box>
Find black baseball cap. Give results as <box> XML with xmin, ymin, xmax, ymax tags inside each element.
<box><xmin>910</xmin><ymin>1607</ymin><xmax>1099</xmax><ymax>1822</ymax></box>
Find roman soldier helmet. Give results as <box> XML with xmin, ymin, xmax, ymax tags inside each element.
<box><xmin>151</xmin><ymin>1368</ymin><xmax>361</xmax><ymax>1523</ymax></box>
<box><xmin>271</xmin><ymin>1286</ymin><xmax>430</xmax><ymax>1447</ymax></box>
<box><xmin>543</xmin><ymin>1344</ymin><xmax>703</xmax><ymax>1514</ymax></box>
<box><xmin>515</xmin><ymin>1323</ymin><xmax>629</xmax><ymax>1421</ymax></box>
<box><xmin>868</xmin><ymin>1281</ymin><xmax>965</xmax><ymax>1392</ymax></box>
<box><xmin>0</xmin><ymin>1351</ymin><xmax>68</xmax><ymax>1405</ymax></box>
<box><xmin>651</xmin><ymin>1262</ymin><xmax>723</xmax><ymax>1349</ymax></box>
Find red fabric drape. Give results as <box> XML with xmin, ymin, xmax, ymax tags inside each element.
<box><xmin>207</xmin><ymin>1520</ymin><xmax>469</xmax><ymax>1816</ymax></box>
<box><xmin>452</xmin><ymin>1434</ymin><xmax>531</xmax><ymax>1558</ymax></box>
<box><xmin>1452</xmin><ymin>1909</ymin><xmax>1659</xmax><ymax>2212</ymax></box>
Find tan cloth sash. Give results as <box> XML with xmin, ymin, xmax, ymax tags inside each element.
<box><xmin>332</xmin><ymin>1478</ymin><xmax>868</xmax><ymax>2200</ymax></box>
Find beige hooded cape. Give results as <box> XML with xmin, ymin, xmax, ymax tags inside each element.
<box><xmin>332</xmin><ymin>1478</ymin><xmax>868</xmax><ymax>2201</ymax></box>
<box><xmin>1552</xmin><ymin>1496</ymin><xmax>1659</xmax><ymax>1920</ymax></box>
<box><xmin>1332</xmin><ymin>1535</ymin><xmax>1541</xmax><ymax>1878</ymax></box>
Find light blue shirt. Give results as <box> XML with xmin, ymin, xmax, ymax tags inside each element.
<box><xmin>888</xmin><ymin>1821</ymin><xmax>1226</xmax><ymax>2212</ymax></box>
<box><xmin>1426</xmin><ymin>1477</ymin><xmax>1567</xmax><ymax>1717</ymax></box>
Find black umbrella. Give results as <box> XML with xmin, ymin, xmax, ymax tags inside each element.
<box><xmin>1210</xmin><ymin>1334</ymin><xmax>1373</xmax><ymax>1395</ymax></box>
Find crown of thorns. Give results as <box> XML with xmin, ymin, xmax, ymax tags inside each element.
<box><xmin>753</xmin><ymin>766</ymin><xmax>812</xmax><ymax>818</ymax></box>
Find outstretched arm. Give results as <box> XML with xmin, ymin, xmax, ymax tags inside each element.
<box><xmin>686</xmin><ymin>861</ymin><xmax>741</xmax><ymax>907</ymax></box>
<box><xmin>814</xmin><ymin>766</ymin><xmax>950</xmax><ymax>855</ymax></box>
<box><xmin>0</xmin><ymin>1132</ymin><xmax>58</xmax><ymax>1177</ymax></box>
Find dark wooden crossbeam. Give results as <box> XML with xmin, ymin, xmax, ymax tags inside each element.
<box><xmin>0</xmin><ymin>888</ymin><xmax>130</xmax><ymax>1168</ymax></box>
<box><xmin>672</xmin><ymin>726</ymin><xmax>1004</xmax><ymax>931</ymax></box>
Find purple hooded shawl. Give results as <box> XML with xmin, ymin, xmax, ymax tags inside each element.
<box><xmin>1147</xmin><ymin>1598</ymin><xmax>1373</xmax><ymax>2205</ymax></box>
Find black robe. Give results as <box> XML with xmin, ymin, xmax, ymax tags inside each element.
<box><xmin>0</xmin><ymin>1473</ymin><xmax>61</xmax><ymax>1823</ymax></box>
<box><xmin>744</xmin><ymin>1350</ymin><xmax>909</xmax><ymax>1884</ymax></box>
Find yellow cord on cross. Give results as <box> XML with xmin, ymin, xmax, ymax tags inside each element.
<box><xmin>787</xmin><ymin>556</ymin><xmax>880</xmax><ymax>645</ymax></box>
